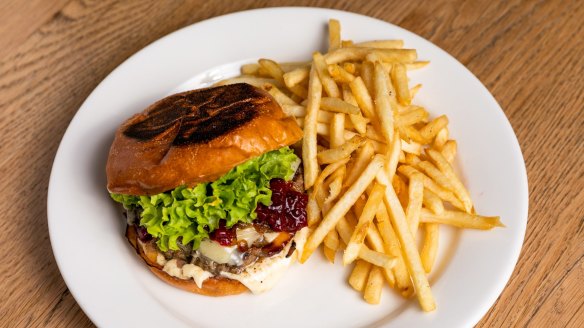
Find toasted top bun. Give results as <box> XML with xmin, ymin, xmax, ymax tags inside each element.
<box><xmin>106</xmin><ymin>83</ymin><xmax>302</xmax><ymax>195</ymax></box>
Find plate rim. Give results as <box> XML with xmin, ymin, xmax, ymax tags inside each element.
<box><xmin>48</xmin><ymin>6</ymin><xmax>529</xmax><ymax>328</ymax></box>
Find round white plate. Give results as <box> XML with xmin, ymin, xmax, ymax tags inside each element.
<box><xmin>48</xmin><ymin>7</ymin><xmax>528</xmax><ymax>328</ymax></box>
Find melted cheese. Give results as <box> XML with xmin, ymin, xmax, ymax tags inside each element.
<box><xmin>198</xmin><ymin>240</ymin><xmax>242</xmax><ymax>265</ymax></box>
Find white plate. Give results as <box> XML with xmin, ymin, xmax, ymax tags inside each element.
<box><xmin>48</xmin><ymin>7</ymin><xmax>528</xmax><ymax>328</ymax></box>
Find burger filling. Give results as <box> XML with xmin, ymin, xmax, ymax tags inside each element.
<box><xmin>111</xmin><ymin>147</ymin><xmax>308</xmax><ymax>293</ymax></box>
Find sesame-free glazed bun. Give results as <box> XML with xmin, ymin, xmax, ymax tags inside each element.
<box><xmin>106</xmin><ymin>83</ymin><xmax>302</xmax><ymax>195</ymax></box>
<box><xmin>126</xmin><ymin>225</ymin><xmax>248</xmax><ymax>296</ymax></box>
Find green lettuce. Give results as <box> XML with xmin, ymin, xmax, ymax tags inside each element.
<box><xmin>111</xmin><ymin>147</ymin><xmax>299</xmax><ymax>252</ymax></box>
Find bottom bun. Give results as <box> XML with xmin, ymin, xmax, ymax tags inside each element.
<box><xmin>125</xmin><ymin>225</ymin><xmax>248</xmax><ymax>296</ymax></box>
<box><xmin>149</xmin><ymin>266</ymin><xmax>248</xmax><ymax>296</ymax></box>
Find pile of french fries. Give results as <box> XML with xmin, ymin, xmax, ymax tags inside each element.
<box><xmin>216</xmin><ymin>19</ymin><xmax>503</xmax><ymax>311</ymax></box>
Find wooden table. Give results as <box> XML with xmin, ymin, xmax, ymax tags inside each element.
<box><xmin>1</xmin><ymin>0</ymin><xmax>582</xmax><ymax>327</ymax></box>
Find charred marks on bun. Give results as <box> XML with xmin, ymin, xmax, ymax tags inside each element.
<box><xmin>123</xmin><ymin>83</ymin><xmax>269</xmax><ymax>146</ymax></box>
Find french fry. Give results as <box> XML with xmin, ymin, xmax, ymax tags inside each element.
<box><xmin>241</xmin><ymin>63</ymin><xmax>260</xmax><ymax>75</ymax></box>
<box><xmin>399</xmin><ymin>150</ymin><xmax>406</xmax><ymax>163</ymax></box>
<box><xmin>343</xmin><ymin>183</ymin><xmax>386</xmax><ymax>264</ymax></box>
<box><xmin>285</xmin><ymin>105</ymin><xmax>308</xmax><ymax>118</ymax></box>
<box><xmin>278</xmin><ymin>61</ymin><xmax>310</xmax><ymax>71</ymax></box>
<box><xmin>396</xmin><ymin>107</ymin><xmax>429</xmax><ymax>127</ymax></box>
<box><xmin>349</xmin><ymin>77</ymin><xmax>375</xmax><ymax>119</ymax></box>
<box><xmin>243</xmin><ymin>61</ymin><xmax>310</xmax><ymax>75</ymax></box>
<box><xmin>361</xmin><ymin>61</ymin><xmax>375</xmax><ymax>94</ymax></box>
<box><xmin>404</xmin><ymin>153</ymin><xmax>421</xmax><ymax>166</ymax></box>
<box><xmin>324</xmin><ymin>228</ymin><xmax>340</xmax><ymax>250</ymax></box>
<box><xmin>373</xmin><ymin>62</ymin><xmax>395</xmax><ymax>145</ymax></box>
<box><xmin>312</xmin><ymin>158</ymin><xmax>351</xmax><ymax>201</ymax></box>
<box><xmin>441</xmin><ymin>140</ymin><xmax>457</xmax><ymax>163</ymax></box>
<box><xmin>321</xmin><ymin>97</ymin><xmax>361</xmax><ymax>115</ymax></box>
<box><xmin>258</xmin><ymin>59</ymin><xmax>285</xmax><ymax>82</ymax></box>
<box><xmin>406</xmin><ymin>173</ymin><xmax>424</xmax><ymax>236</ymax></box>
<box><xmin>385</xmin><ymin>130</ymin><xmax>402</xmax><ymax>183</ymax></box>
<box><xmin>301</xmin><ymin>155</ymin><xmax>385</xmax><ymax>263</ymax></box>
<box><xmin>343</xmin><ymin>62</ymin><xmax>357</xmax><ymax>74</ymax></box>
<box><xmin>354</xmin><ymin>39</ymin><xmax>404</xmax><ymax>49</ymax></box>
<box><xmin>215</xmin><ymin>76</ymin><xmax>284</xmax><ymax>89</ymax></box>
<box><xmin>328</xmin><ymin>19</ymin><xmax>341</xmax><ymax>51</ymax></box>
<box><xmin>398</xmin><ymin>165</ymin><xmax>465</xmax><ymax>211</ymax></box>
<box><xmin>393</xmin><ymin>174</ymin><xmax>410</xmax><ymax>208</ymax></box>
<box><xmin>317</xmin><ymin>135</ymin><xmax>365</xmax><ymax>164</ymax></box>
<box><xmin>336</xmin><ymin>212</ymin><xmax>395</xmax><ymax>284</ymax></box>
<box><xmin>407</xmin><ymin>61</ymin><xmax>430</xmax><ymax>70</ymax></box>
<box><xmin>324</xmin><ymin>229</ymin><xmax>340</xmax><ymax>263</ymax></box>
<box><xmin>391</xmin><ymin>63</ymin><xmax>412</xmax><ymax>106</ymax></box>
<box><xmin>401</xmin><ymin>139</ymin><xmax>422</xmax><ymax>155</ymax></box>
<box><xmin>283</xmin><ymin>67</ymin><xmax>310</xmax><ymax>88</ymax></box>
<box><xmin>370</xmin><ymin>49</ymin><xmax>418</xmax><ymax>63</ymax></box>
<box><xmin>315</xmin><ymin>183</ymin><xmax>333</xmax><ymax>215</ymax></box>
<box><xmin>421</xmin><ymin>223</ymin><xmax>439</xmax><ymax>273</ymax></box>
<box><xmin>341</xmin><ymin>40</ymin><xmax>354</xmax><ymax>47</ymax></box>
<box><xmin>376</xmin><ymin>171</ymin><xmax>436</xmax><ymax>312</ymax></box>
<box><xmin>344</xmin><ymin>140</ymin><xmax>375</xmax><ymax>188</ymax></box>
<box><xmin>325</xmin><ymin>165</ymin><xmax>345</xmax><ymax>203</ymax></box>
<box><xmin>426</xmin><ymin>149</ymin><xmax>473</xmax><ymax>213</ymax></box>
<box><xmin>262</xmin><ymin>83</ymin><xmax>298</xmax><ymax>106</ymax></box>
<box><xmin>418</xmin><ymin>161</ymin><xmax>458</xmax><ymax>196</ymax></box>
<box><xmin>330</xmin><ymin>113</ymin><xmax>346</xmax><ymax>148</ymax></box>
<box><xmin>358</xmin><ymin>247</ymin><xmax>396</xmax><ymax>271</ymax></box>
<box><xmin>422</xmin><ymin>188</ymin><xmax>444</xmax><ymax>215</ymax></box>
<box><xmin>323</xmin><ymin>245</ymin><xmax>337</xmax><ymax>263</ymax></box>
<box><xmin>347</xmin><ymin>199</ymin><xmax>397</xmax><ymax>287</ymax></box>
<box><xmin>342</xmin><ymin>84</ymin><xmax>368</xmax><ymax>134</ymax></box>
<box><xmin>307</xmin><ymin>190</ymin><xmax>321</xmax><ymax>227</ymax></box>
<box><xmin>410</xmin><ymin>83</ymin><xmax>422</xmax><ymax>98</ymax></box>
<box><xmin>259</xmin><ymin>58</ymin><xmax>308</xmax><ymax>98</ymax></box>
<box><xmin>325</xmin><ymin>48</ymin><xmax>417</xmax><ymax>64</ymax></box>
<box><xmin>364</xmin><ymin>267</ymin><xmax>384</xmax><ymax>304</ymax></box>
<box><xmin>433</xmin><ymin>127</ymin><xmax>449</xmax><ymax>150</ymax></box>
<box><xmin>336</xmin><ymin>215</ymin><xmax>355</xmax><ymax>243</ymax></box>
<box><xmin>349</xmin><ymin>260</ymin><xmax>372</xmax><ymax>292</ymax></box>
<box><xmin>289</xmin><ymin>106</ymin><xmax>334</xmax><ymax>123</ymax></box>
<box><xmin>313</xmin><ymin>52</ymin><xmax>341</xmax><ymax>98</ymax></box>
<box><xmin>399</xmin><ymin>125</ymin><xmax>427</xmax><ymax>144</ymax></box>
<box><xmin>328</xmin><ymin>64</ymin><xmax>356</xmax><ymax>83</ymax></box>
<box><xmin>420</xmin><ymin>209</ymin><xmax>504</xmax><ymax>229</ymax></box>
<box><xmin>420</xmin><ymin>115</ymin><xmax>449</xmax><ymax>142</ymax></box>
<box><xmin>375</xmin><ymin>205</ymin><xmax>413</xmax><ymax>295</ymax></box>
<box><xmin>302</xmin><ymin>66</ymin><xmax>322</xmax><ymax>189</ymax></box>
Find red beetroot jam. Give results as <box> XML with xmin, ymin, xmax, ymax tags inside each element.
<box><xmin>256</xmin><ymin>179</ymin><xmax>308</xmax><ymax>233</ymax></box>
<box><xmin>210</xmin><ymin>220</ymin><xmax>236</xmax><ymax>246</ymax></box>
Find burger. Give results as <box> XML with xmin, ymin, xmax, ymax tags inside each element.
<box><xmin>106</xmin><ymin>83</ymin><xmax>308</xmax><ymax>296</ymax></box>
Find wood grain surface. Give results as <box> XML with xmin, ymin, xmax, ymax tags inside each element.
<box><xmin>0</xmin><ymin>0</ymin><xmax>582</xmax><ymax>327</ymax></box>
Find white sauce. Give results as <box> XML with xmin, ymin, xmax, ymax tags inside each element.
<box><xmin>161</xmin><ymin>227</ymin><xmax>309</xmax><ymax>294</ymax></box>
<box><xmin>220</xmin><ymin>251</ymin><xmax>293</xmax><ymax>294</ymax></box>
<box><xmin>162</xmin><ymin>259</ymin><xmax>212</xmax><ymax>289</ymax></box>
<box><xmin>220</xmin><ymin>227</ymin><xmax>308</xmax><ymax>294</ymax></box>
<box><xmin>156</xmin><ymin>253</ymin><xmax>167</xmax><ymax>266</ymax></box>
